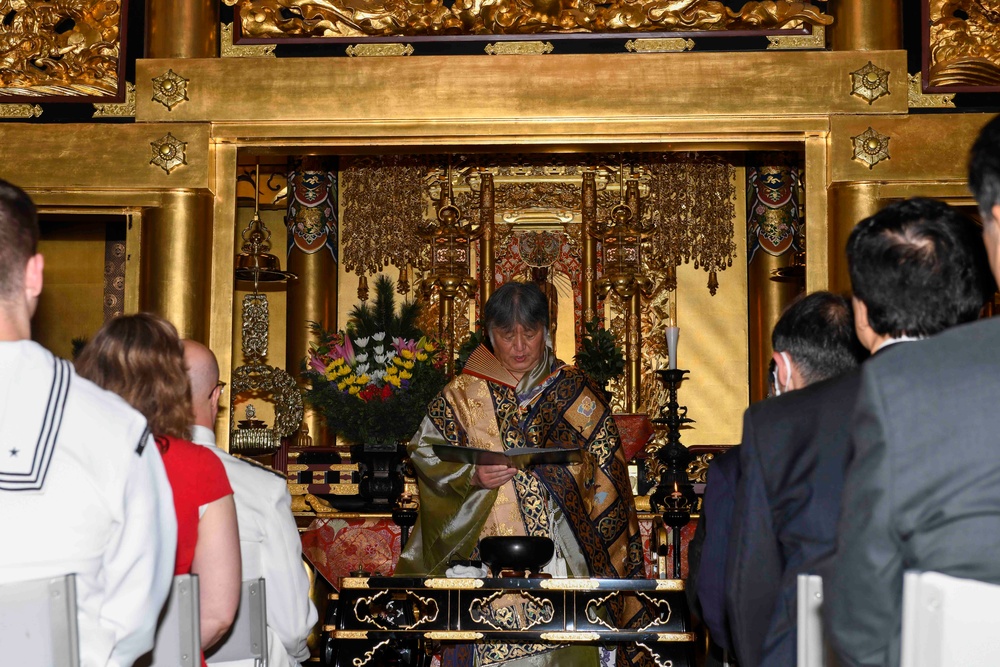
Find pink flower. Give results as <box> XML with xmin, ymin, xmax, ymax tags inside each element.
<box><xmin>334</xmin><ymin>336</ymin><xmax>356</xmax><ymax>365</ymax></box>
<box><xmin>309</xmin><ymin>356</ymin><xmax>326</xmax><ymax>373</ymax></box>
<box><xmin>392</xmin><ymin>337</ymin><xmax>418</xmax><ymax>355</ymax></box>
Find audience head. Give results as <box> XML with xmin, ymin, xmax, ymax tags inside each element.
<box><xmin>483</xmin><ymin>281</ymin><xmax>550</xmax><ymax>378</ymax></box>
<box><xmin>0</xmin><ymin>179</ymin><xmax>42</xmax><ymax>338</ymax></box>
<box><xmin>969</xmin><ymin>115</ymin><xmax>1000</xmax><ymax>281</ymax></box>
<box><xmin>183</xmin><ymin>340</ymin><xmax>223</xmax><ymax>429</ymax></box>
<box><xmin>76</xmin><ymin>313</ymin><xmax>193</xmax><ymax>439</ymax></box>
<box><xmin>847</xmin><ymin>197</ymin><xmax>993</xmax><ymax>346</ymax></box>
<box><xmin>771</xmin><ymin>291</ymin><xmax>866</xmax><ymax>393</ymax></box>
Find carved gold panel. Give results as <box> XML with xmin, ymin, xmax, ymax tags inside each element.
<box><xmin>223</xmin><ymin>0</ymin><xmax>830</xmax><ymax>40</ymax></box>
<box><xmin>926</xmin><ymin>0</ymin><xmax>1000</xmax><ymax>91</ymax></box>
<box><xmin>0</xmin><ymin>0</ymin><xmax>126</xmax><ymax>100</ymax></box>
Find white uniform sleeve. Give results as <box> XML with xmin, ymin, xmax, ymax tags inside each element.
<box><xmin>261</xmin><ymin>479</ymin><xmax>317</xmax><ymax>664</ymax></box>
<box><xmin>104</xmin><ymin>436</ymin><xmax>178</xmax><ymax>667</ymax></box>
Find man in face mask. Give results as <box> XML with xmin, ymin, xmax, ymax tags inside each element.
<box><xmin>725</xmin><ymin>198</ymin><xmax>994</xmax><ymax>667</ymax></box>
<box><xmin>693</xmin><ymin>290</ymin><xmax>865</xmax><ymax>663</ymax></box>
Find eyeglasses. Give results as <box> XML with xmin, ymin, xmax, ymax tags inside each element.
<box><xmin>212</xmin><ymin>381</ymin><xmax>226</xmax><ymax>400</ymax></box>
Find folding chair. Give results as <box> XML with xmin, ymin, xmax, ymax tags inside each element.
<box><xmin>206</xmin><ymin>578</ymin><xmax>268</xmax><ymax>667</ymax></box>
<box><xmin>797</xmin><ymin>574</ymin><xmax>826</xmax><ymax>667</ymax></box>
<box><xmin>0</xmin><ymin>573</ymin><xmax>80</xmax><ymax>667</ymax></box>
<box><xmin>135</xmin><ymin>574</ymin><xmax>201</xmax><ymax>667</ymax></box>
<box><xmin>901</xmin><ymin>571</ymin><xmax>1000</xmax><ymax>667</ymax></box>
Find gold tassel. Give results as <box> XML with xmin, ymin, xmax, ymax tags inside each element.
<box><xmin>357</xmin><ymin>275</ymin><xmax>369</xmax><ymax>301</ymax></box>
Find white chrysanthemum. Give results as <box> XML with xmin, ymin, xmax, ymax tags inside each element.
<box><xmin>355</xmin><ymin>353</ymin><xmax>369</xmax><ymax>363</ymax></box>
<box><xmin>372</xmin><ymin>332</ymin><xmax>386</xmax><ymax>341</ymax></box>
<box><xmin>355</xmin><ymin>336</ymin><xmax>370</xmax><ymax>347</ymax></box>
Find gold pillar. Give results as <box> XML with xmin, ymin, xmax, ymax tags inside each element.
<box><xmin>829</xmin><ymin>182</ymin><xmax>883</xmax><ymax>294</ymax></box>
<box><xmin>748</xmin><ymin>256</ymin><xmax>800</xmax><ymax>402</ymax></box>
<box><xmin>581</xmin><ymin>172</ymin><xmax>598</xmax><ymax>322</ymax></box>
<box><xmin>479</xmin><ymin>173</ymin><xmax>495</xmax><ymax>311</ymax></box>
<box><xmin>626</xmin><ymin>292</ymin><xmax>641</xmax><ymax>413</ymax></box>
<box><xmin>286</xmin><ymin>161</ymin><xmax>339</xmax><ymax>447</ymax></box>
<box><xmin>829</xmin><ymin>0</ymin><xmax>902</xmax><ymax>52</ymax></box>
<box><xmin>145</xmin><ymin>0</ymin><xmax>219</xmax><ymax>59</ymax></box>
<box><xmin>140</xmin><ymin>190</ymin><xmax>213</xmax><ymax>341</ymax></box>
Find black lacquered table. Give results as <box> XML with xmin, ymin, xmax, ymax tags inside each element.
<box><xmin>326</xmin><ymin>575</ymin><xmax>695</xmax><ymax>667</ymax></box>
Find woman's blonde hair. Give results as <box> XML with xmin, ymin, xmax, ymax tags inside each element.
<box><xmin>75</xmin><ymin>312</ymin><xmax>193</xmax><ymax>439</ymax></box>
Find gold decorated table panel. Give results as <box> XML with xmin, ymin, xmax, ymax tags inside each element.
<box><xmin>135</xmin><ymin>51</ymin><xmax>908</xmax><ymax>126</ymax></box>
<box><xmin>330</xmin><ymin>576</ymin><xmax>694</xmax><ymax>667</ymax></box>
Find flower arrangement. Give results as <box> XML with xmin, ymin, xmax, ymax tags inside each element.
<box><xmin>303</xmin><ymin>276</ymin><xmax>448</xmax><ymax>445</ymax></box>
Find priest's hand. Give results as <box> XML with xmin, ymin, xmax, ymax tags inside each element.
<box><xmin>472</xmin><ymin>464</ymin><xmax>518</xmax><ymax>489</ymax></box>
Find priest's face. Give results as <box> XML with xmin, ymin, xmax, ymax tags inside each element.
<box><xmin>492</xmin><ymin>323</ymin><xmax>545</xmax><ymax>380</ymax></box>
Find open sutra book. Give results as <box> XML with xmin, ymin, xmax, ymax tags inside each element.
<box><xmin>432</xmin><ymin>443</ymin><xmax>584</xmax><ymax>470</ymax></box>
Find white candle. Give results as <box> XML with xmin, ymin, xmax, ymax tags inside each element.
<box><xmin>666</xmin><ymin>326</ymin><xmax>680</xmax><ymax>370</ymax></box>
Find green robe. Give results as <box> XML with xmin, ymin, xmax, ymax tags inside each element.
<box><xmin>396</xmin><ymin>345</ymin><xmax>653</xmax><ymax>667</ymax></box>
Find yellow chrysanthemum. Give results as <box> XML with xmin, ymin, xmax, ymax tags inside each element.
<box><xmin>416</xmin><ymin>352</ymin><xmax>428</xmax><ymax>362</ymax></box>
<box><xmin>337</xmin><ymin>381</ymin><xmax>348</xmax><ymax>391</ymax></box>
<box><xmin>387</xmin><ymin>375</ymin><xmax>402</xmax><ymax>387</ymax></box>
<box><xmin>348</xmin><ymin>385</ymin><xmax>361</xmax><ymax>395</ymax></box>
<box><xmin>357</xmin><ymin>374</ymin><xmax>370</xmax><ymax>385</ymax></box>
<box><xmin>399</xmin><ymin>370</ymin><xmax>413</xmax><ymax>380</ymax></box>
<box><xmin>325</xmin><ymin>370</ymin><xmax>338</xmax><ymax>381</ymax></box>
<box><xmin>401</xmin><ymin>360</ymin><xmax>414</xmax><ymax>370</ymax></box>
<box><xmin>392</xmin><ymin>357</ymin><xmax>405</xmax><ymax>368</ymax></box>
<box><xmin>422</xmin><ymin>341</ymin><xmax>436</xmax><ymax>352</ymax></box>
<box><xmin>400</xmin><ymin>349</ymin><xmax>415</xmax><ymax>360</ymax></box>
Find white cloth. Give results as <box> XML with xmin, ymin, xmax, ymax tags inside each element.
<box><xmin>190</xmin><ymin>425</ymin><xmax>317</xmax><ymax>667</ymax></box>
<box><xmin>0</xmin><ymin>340</ymin><xmax>177</xmax><ymax>667</ymax></box>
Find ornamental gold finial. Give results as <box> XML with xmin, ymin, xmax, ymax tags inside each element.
<box><xmin>149</xmin><ymin>133</ymin><xmax>188</xmax><ymax>174</ymax></box>
<box><xmin>851</xmin><ymin>127</ymin><xmax>891</xmax><ymax>170</ymax></box>
<box><xmin>151</xmin><ymin>70</ymin><xmax>190</xmax><ymax>111</ymax></box>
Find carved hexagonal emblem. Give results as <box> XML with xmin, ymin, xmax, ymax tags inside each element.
<box><xmin>149</xmin><ymin>133</ymin><xmax>187</xmax><ymax>174</ymax></box>
<box><xmin>850</xmin><ymin>61</ymin><xmax>891</xmax><ymax>105</ymax></box>
<box><xmin>151</xmin><ymin>69</ymin><xmax>189</xmax><ymax>111</ymax></box>
<box><xmin>851</xmin><ymin>127</ymin><xmax>891</xmax><ymax>170</ymax></box>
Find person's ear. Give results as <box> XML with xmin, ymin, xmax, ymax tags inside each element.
<box><xmin>772</xmin><ymin>350</ymin><xmax>790</xmax><ymax>386</ymax></box>
<box><xmin>851</xmin><ymin>296</ymin><xmax>876</xmax><ymax>350</ymax></box>
<box><xmin>24</xmin><ymin>253</ymin><xmax>43</xmax><ymax>302</ymax></box>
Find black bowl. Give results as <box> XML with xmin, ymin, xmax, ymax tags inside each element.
<box><xmin>478</xmin><ymin>536</ymin><xmax>555</xmax><ymax>576</ymax></box>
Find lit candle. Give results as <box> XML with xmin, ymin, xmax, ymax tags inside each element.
<box><xmin>666</xmin><ymin>326</ymin><xmax>680</xmax><ymax>370</ymax></box>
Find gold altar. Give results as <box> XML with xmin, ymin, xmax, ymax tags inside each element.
<box><xmin>1</xmin><ymin>0</ymin><xmax>996</xmax><ymax>658</ymax></box>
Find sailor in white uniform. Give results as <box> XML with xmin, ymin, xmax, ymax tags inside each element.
<box><xmin>184</xmin><ymin>340</ymin><xmax>318</xmax><ymax>667</ymax></box>
<box><xmin>0</xmin><ymin>179</ymin><xmax>177</xmax><ymax>667</ymax></box>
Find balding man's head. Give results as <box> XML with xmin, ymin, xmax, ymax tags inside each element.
<box><xmin>183</xmin><ymin>339</ymin><xmax>221</xmax><ymax>429</ymax></box>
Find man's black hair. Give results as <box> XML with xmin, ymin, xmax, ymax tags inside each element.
<box><xmin>847</xmin><ymin>197</ymin><xmax>994</xmax><ymax>338</ymax></box>
<box><xmin>969</xmin><ymin>115</ymin><xmax>1000</xmax><ymax>218</ymax></box>
<box><xmin>483</xmin><ymin>281</ymin><xmax>549</xmax><ymax>335</ymax></box>
<box><xmin>772</xmin><ymin>291</ymin><xmax>866</xmax><ymax>385</ymax></box>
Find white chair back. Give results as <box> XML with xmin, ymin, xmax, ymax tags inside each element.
<box><xmin>901</xmin><ymin>571</ymin><xmax>1000</xmax><ymax>667</ymax></box>
<box><xmin>135</xmin><ymin>574</ymin><xmax>201</xmax><ymax>667</ymax></box>
<box><xmin>206</xmin><ymin>578</ymin><xmax>268</xmax><ymax>667</ymax></box>
<box><xmin>0</xmin><ymin>573</ymin><xmax>79</xmax><ymax>667</ymax></box>
<box><xmin>797</xmin><ymin>574</ymin><xmax>825</xmax><ymax>667</ymax></box>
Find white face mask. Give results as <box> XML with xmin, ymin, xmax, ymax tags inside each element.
<box><xmin>771</xmin><ymin>351</ymin><xmax>792</xmax><ymax>396</ymax></box>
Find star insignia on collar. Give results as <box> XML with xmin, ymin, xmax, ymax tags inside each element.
<box><xmin>9</xmin><ymin>448</ymin><xmax>19</xmax><ymax>457</ymax></box>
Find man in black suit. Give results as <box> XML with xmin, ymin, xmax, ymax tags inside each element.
<box><xmin>695</xmin><ymin>291</ymin><xmax>865</xmax><ymax>660</ymax></box>
<box><xmin>827</xmin><ymin>120</ymin><xmax>1000</xmax><ymax>667</ymax></box>
<box><xmin>727</xmin><ymin>197</ymin><xmax>994</xmax><ymax>667</ymax></box>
